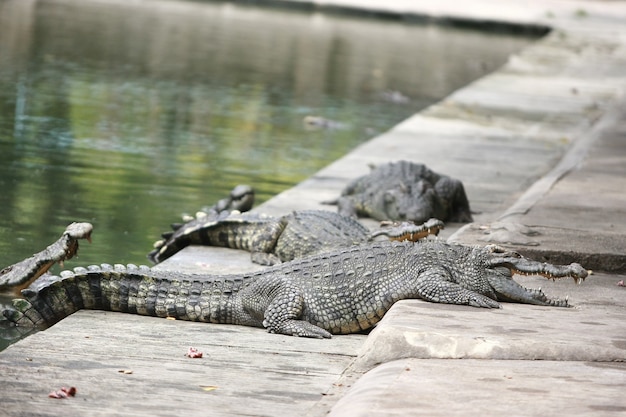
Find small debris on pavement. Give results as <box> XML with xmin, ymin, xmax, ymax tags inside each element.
<box><xmin>48</xmin><ymin>386</ymin><xmax>76</xmax><ymax>399</ymax></box>
<box><xmin>186</xmin><ymin>347</ymin><xmax>203</xmax><ymax>358</ymax></box>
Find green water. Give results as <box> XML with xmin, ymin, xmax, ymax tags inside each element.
<box><xmin>0</xmin><ymin>0</ymin><xmax>534</xmax><ymax>349</ymax></box>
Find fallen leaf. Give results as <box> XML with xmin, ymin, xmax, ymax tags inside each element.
<box><xmin>186</xmin><ymin>347</ymin><xmax>203</xmax><ymax>358</ymax></box>
<box><xmin>118</xmin><ymin>369</ymin><xmax>133</xmax><ymax>374</ymax></box>
<box><xmin>48</xmin><ymin>386</ymin><xmax>76</xmax><ymax>399</ymax></box>
<box><xmin>200</xmin><ymin>385</ymin><xmax>218</xmax><ymax>392</ymax></box>
<box><xmin>166</xmin><ymin>317</ymin><xmax>176</xmax><ymax>321</ymax></box>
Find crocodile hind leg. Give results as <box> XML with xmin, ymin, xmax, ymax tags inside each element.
<box><xmin>251</xmin><ymin>284</ymin><xmax>332</xmax><ymax>338</ymax></box>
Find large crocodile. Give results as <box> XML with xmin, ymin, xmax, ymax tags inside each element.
<box><xmin>149</xmin><ymin>209</ymin><xmax>444</xmax><ymax>265</ymax></box>
<box><xmin>328</xmin><ymin>161</ymin><xmax>473</xmax><ymax>223</ymax></box>
<box><xmin>4</xmin><ymin>240</ymin><xmax>587</xmax><ymax>338</ymax></box>
<box><xmin>0</xmin><ymin>222</ymin><xmax>93</xmax><ymax>295</ymax></box>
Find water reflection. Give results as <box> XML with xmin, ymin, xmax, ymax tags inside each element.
<box><xmin>0</xmin><ymin>0</ymin><xmax>534</xmax><ymax>349</ymax></box>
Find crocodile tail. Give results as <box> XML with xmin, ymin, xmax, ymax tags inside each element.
<box><xmin>3</xmin><ymin>264</ymin><xmax>149</xmax><ymax>327</ymax></box>
<box><xmin>3</xmin><ymin>263</ymin><xmax>247</xmax><ymax>329</ymax></box>
<box><xmin>149</xmin><ymin>212</ymin><xmax>281</xmax><ymax>264</ymax></box>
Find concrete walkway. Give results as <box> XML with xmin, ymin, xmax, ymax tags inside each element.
<box><xmin>0</xmin><ymin>1</ymin><xmax>624</xmax><ymax>416</ymax></box>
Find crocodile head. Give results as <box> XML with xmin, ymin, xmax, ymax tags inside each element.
<box><xmin>212</xmin><ymin>184</ymin><xmax>255</xmax><ymax>213</ymax></box>
<box><xmin>483</xmin><ymin>248</ymin><xmax>588</xmax><ymax>307</ymax></box>
<box><xmin>382</xmin><ymin>180</ymin><xmax>446</xmax><ymax>224</ymax></box>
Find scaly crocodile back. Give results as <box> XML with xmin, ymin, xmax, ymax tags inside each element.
<box><xmin>273</xmin><ymin>210</ymin><xmax>370</xmax><ymax>261</ymax></box>
<box><xmin>149</xmin><ymin>210</ymin><xmax>372</xmax><ymax>265</ymax></box>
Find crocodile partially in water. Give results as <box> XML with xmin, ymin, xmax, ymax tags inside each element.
<box><xmin>0</xmin><ymin>222</ymin><xmax>93</xmax><ymax>295</ymax></box>
<box><xmin>4</xmin><ymin>240</ymin><xmax>587</xmax><ymax>338</ymax></box>
<box><xmin>149</xmin><ymin>209</ymin><xmax>444</xmax><ymax>265</ymax></box>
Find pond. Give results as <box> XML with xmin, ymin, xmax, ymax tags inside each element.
<box><xmin>0</xmin><ymin>0</ymin><xmax>536</xmax><ymax>350</ymax></box>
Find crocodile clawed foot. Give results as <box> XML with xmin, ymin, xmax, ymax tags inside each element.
<box><xmin>468</xmin><ymin>294</ymin><xmax>501</xmax><ymax>309</ymax></box>
<box><xmin>265</xmin><ymin>319</ymin><xmax>332</xmax><ymax>339</ymax></box>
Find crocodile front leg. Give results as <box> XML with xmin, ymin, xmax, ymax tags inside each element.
<box><xmin>415</xmin><ymin>267</ymin><xmax>501</xmax><ymax>308</ymax></box>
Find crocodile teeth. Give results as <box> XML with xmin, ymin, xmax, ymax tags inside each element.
<box><xmin>182</xmin><ymin>215</ymin><xmax>194</xmax><ymax>222</ymax></box>
<box><xmin>153</xmin><ymin>239</ymin><xmax>165</xmax><ymax>248</ymax></box>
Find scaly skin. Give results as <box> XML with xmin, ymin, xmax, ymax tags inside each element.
<box><xmin>0</xmin><ymin>223</ymin><xmax>93</xmax><ymax>294</ymax></box>
<box><xmin>329</xmin><ymin>161</ymin><xmax>473</xmax><ymax>223</ymax></box>
<box><xmin>149</xmin><ymin>210</ymin><xmax>369</xmax><ymax>265</ymax></box>
<box><xmin>370</xmin><ymin>218</ymin><xmax>444</xmax><ymax>242</ymax></box>
<box><xmin>4</xmin><ymin>241</ymin><xmax>587</xmax><ymax>338</ymax></box>
<box><xmin>149</xmin><ymin>210</ymin><xmax>442</xmax><ymax>266</ymax></box>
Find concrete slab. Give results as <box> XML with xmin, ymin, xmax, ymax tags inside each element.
<box><xmin>0</xmin><ymin>311</ymin><xmax>364</xmax><ymax>417</ymax></box>
<box><xmin>450</xmin><ymin>96</ymin><xmax>626</xmax><ymax>271</ymax></box>
<box><xmin>328</xmin><ymin>359</ymin><xmax>626</xmax><ymax>417</ymax></box>
<box><xmin>354</xmin><ymin>272</ymin><xmax>626</xmax><ymax>371</ymax></box>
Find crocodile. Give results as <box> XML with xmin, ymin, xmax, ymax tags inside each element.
<box><xmin>0</xmin><ymin>222</ymin><xmax>93</xmax><ymax>295</ymax></box>
<box><xmin>149</xmin><ymin>209</ymin><xmax>444</xmax><ymax>265</ymax></box>
<box><xmin>4</xmin><ymin>240</ymin><xmax>586</xmax><ymax>338</ymax></box>
<box><xmin>194</xmin><ymin>184</ymin><xmax>255</xmax><ymax>217</ymax></box>
<box><xmin>328</xmin><ymin>160</ymin><xmax>473</xmax><ymax>223</ymax></box>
